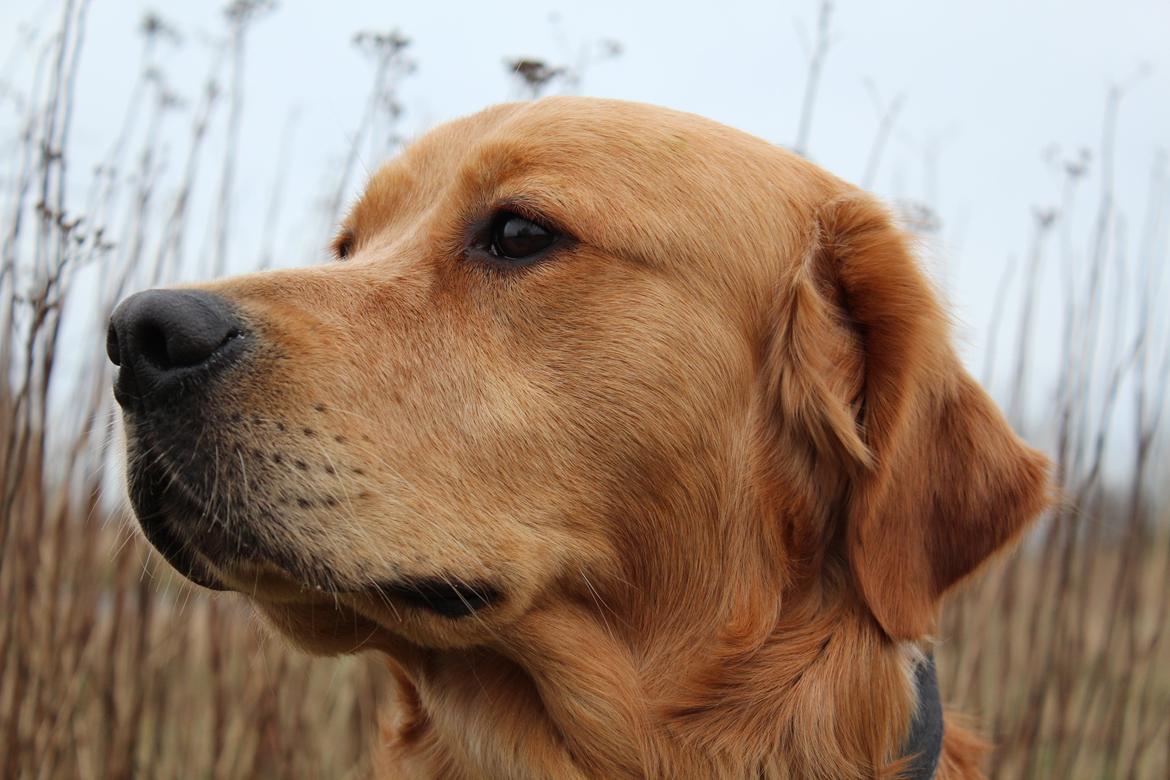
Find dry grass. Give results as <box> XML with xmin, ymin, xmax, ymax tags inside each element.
<box><xmin>1</xmin><ymin>2</ymin><xmax>1167</xmax><ymax>778</ymax></box>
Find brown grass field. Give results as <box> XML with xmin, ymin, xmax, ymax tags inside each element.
<box><xmin>2</xmin><ymin>2</ymin><xmax>1167</xmax><ymax>777</ymax></box>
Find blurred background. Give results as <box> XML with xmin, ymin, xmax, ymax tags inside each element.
<box><xmin>1</xmin><ymin>1</ymin><xmax>1167</xmax><ymax>777</ymax></box>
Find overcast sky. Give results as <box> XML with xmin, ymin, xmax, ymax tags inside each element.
<box><xmin>2</xmin><ymin>0</ymin><xmax>1167</xmax><ymax>460</ymax></box>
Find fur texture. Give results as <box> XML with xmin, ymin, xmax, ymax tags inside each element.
<box><xmin>120</xmin><ymin>97</ymin><xmax>1050</xmax><ymax>778</ymax></box>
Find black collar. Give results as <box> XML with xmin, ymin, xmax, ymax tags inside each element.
<box><xmin>897</xmin><ymin>653</ymin><xmax>944</xmax><ymax>780</ymax></box>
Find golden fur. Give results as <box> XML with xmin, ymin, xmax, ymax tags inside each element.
<box><xmin>128</xmin><ymin>97</ymin><xmax>1050</xmax><ymax>778</ymax></box>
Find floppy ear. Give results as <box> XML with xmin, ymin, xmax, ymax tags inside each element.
<box><xmin>776</xmin><ymin>193</ymin><xmax>1050</xmax><ymax>640</ymax></box>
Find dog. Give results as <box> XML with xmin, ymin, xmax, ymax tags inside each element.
<box><xmin>107</xmin><ymin>97</ymin><xmax>1050</xmax><ymax>779</ymax></box>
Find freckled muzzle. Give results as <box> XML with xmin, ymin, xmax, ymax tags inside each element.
<box><xmin>120</xmin><ymin>395</ymin><xmax>375</xmax><ymax>583</ymax></box>
<box><xmin>109</xmin><ymin>287</ymin><xmax>510</xmax><ymax>622</ymax></box>
<box><xmin>107</xmin><ymin>288</ymin><xmax>355</xmax><ymax>588</ymax></box>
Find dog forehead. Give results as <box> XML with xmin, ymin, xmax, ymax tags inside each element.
<box><xmin>462</xmin><ymin>97</ymin><xmax>778</xmax><ymax>193</ymax></box>
<box><xmin>360</xmin><ymin>97</ymin><xmax>786</xmax><ymax>211</ymax></box>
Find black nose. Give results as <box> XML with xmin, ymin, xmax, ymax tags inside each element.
<box><xmin>108</xmin><ymin>289</ymin><xmax>246</xmax><ymax>407</ymax></box>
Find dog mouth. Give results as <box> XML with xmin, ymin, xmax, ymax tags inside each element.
<box><xmin>126</xmin><ymin>439</ymin><xmax>505</xmax><ymax>618</ymax></box>
<box><xmin>365</xmin><ymin>579</ymin><xmax>503</xmax><ymax>618</ymax></box>
<box><xmin>231</xmin><ymin>572</ymin><xmax>505</xmax><ymax>619</ymax></box>
<box><xmin>127</xmin><ymin>449</ymin><xmax>231</xmax><ymax>591</ymax></box>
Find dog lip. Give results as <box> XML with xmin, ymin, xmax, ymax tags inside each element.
<box><xmin>364</xmin><ymin>578</ymin><xmax>503</xmax><ymax>619</ymax></box>
<box><xmin>125</xmin><ymin>443</ymin><xmax>241</xmax><ymax>591</ymax></box>
<box><xmin>127</xmin><ymin>462</ymin><xmax>229</xmax><ymax>591</ymax></box>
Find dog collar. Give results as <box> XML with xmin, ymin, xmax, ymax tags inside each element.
<box><xmin>897</xmin><ymin>653</ymin><xmax>944</xmax><ymax>780</ymax></box>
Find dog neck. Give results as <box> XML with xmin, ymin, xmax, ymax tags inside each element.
<box><xmin>376</xmin><ymin>576</ymin><xmax>937</xmax><ymax>779</ymax></box>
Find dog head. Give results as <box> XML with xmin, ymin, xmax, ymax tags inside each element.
<box><xmin>109</xmin><ymin>98</ymin><xmax>1048</xmax><ymax>657</ymax></box>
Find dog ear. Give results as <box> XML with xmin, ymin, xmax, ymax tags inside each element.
<box><xmin>773</xmin><ymin>193</ymin><xmax>1050</xmax><ymax>640</ymax></box>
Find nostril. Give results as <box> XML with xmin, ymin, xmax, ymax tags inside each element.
<box><xmin>168</xmin><ymin>325</ymin><xmax>242</xmax><ymax>369</ymax></box>
<box><xmin>106</xmin><ymin>321</ymin><xmax>122</xmax><ymax>366</ymax></box>
<box><xmin>135</xmin><ymin>319</ymin><xmax>173</xmax><ymax>370</ymax></box>
<box><xmin>129</xmin><ymin>318</ymin><xmax>237</xmax><ymax>372</ymax></box>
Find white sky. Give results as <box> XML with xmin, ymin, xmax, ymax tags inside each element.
<box><xmin>2</xmin><ymin>0</ymin><xmax>1168</xmax><ymax>466</ymax></box>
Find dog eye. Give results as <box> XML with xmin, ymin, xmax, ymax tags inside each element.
<box><xmin>489</xmin><ymin>212</ymin><xmax>556</xmax><ymax>261</ymax></box>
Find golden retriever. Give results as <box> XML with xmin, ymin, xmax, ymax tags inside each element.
<box><xmin>107</xmin><ymin>97</ymin><xmax>1050</xmax><ymax>779</ymax></box>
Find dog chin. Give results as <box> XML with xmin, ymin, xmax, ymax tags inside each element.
<box><xmin>252</xmin><ymin>599</ymin><xmax>404</xmax><ymax>656</ymax></box>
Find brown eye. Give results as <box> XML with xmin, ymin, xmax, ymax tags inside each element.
<box><xmin>489</xmin><ymin>212</ymin><xmax>556</xmax><ymax>261</ymax></box>
<box><xmin>332</xmin><ymin>231</ymin><xmax>354</xmax><ymax>261</ymax></box>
